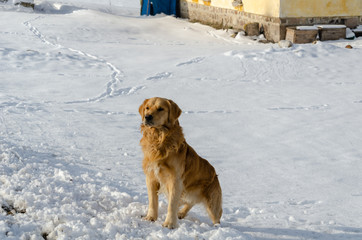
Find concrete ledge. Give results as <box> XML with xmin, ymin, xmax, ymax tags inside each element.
<box><xmin>180</xmin><ymin>0</ymin><xmax>362</xmax><ymax>42</ymax></box>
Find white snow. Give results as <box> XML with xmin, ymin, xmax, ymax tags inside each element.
<box><xmin>314</xmin><ymin>24</ymin><xmax>347</xmax><ymax>29</ymax></box>
<box><xmin>296</xmin><ymin>26</ymin><xmax>318</xmax><ymax>31</ymax></box>
<box><xmin>353</xmin><ymin>25</ymin><xmax>362</xmax><ymax>32</ymax></box>
<box><xmin>346</xmin><ymin>28</ymin><xmax>355</xmax><ymax>39</ymax></box>
<box><xmin>1</xmin><ymin>1</ymin><xmax>362</xmax><ymax>239</ymax></box>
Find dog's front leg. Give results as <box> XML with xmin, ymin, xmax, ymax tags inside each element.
<box><xmin>144</xmin><ymin>174</ymin><xmax>159</xmax><ymax>221</ymax></box>
<box><xmin>163</xmin><ymin>176</ymin><xmax>182</xmax><ymax>229</ymax></box>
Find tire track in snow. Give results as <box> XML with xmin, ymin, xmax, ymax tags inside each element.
<box><xmin>23</xmin><ymin>16</ymin><xmax>143</xmax><ymax>104</ymax></box>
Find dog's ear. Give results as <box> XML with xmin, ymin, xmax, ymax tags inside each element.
<box><xmin>167</xmin><ymin>99</ymin><xmax>182</xmax><ymax>125</ymax></box>
<box><xmin>139</xmin><ymin>99</ymin><xmax>149</xmax><ymax>118</ymax></box>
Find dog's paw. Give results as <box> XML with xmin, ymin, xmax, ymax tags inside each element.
<box><xmin>214</xmin><ymin>223</ymin><xmax>221</xmax><ymax>227</ymax></box>
<box><xmin>177</xmin><ymin>211</ymin><xmax>187</xmax><ymax>219</ymax></box>
<box><xmin>142</xmin><ymin>215</ymin><xmax>157</xmax><ymax>222</ymax></box>
<box><xmin>162</xmin><ymin>220</ymin><xmax>177</xmax><ymax>229</ymax></box>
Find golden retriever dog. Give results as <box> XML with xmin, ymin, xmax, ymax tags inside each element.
<box><xmin>139</xmin><ymin>97</ymin><xmax>222</xmax><ymax>229</ymax></box>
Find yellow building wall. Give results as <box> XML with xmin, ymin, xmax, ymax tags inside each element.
<box><xmin>243</xmin><ymin>0</ymin><xmax>280</xmax><ymax>17</ymax></box>
<box><xmin>189</xmin><ymin>0</ymin><xmax>280</xmax><ymax>17</ymax></box>
<box><xmin>195</xmin><ymin>0</ymin><xmax>233</xmax><ymax>10</ymax></box>
<box><xmin>186</xmin><ymin>0</ymin><xmax>362</xmax><ymax>18</ymax></box>
<box><xmin>279</xmin><ymin>0</ymin><xmax>362</xmax><ymax>18</ymax></box>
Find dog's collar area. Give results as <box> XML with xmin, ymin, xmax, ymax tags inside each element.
<box><xmin>141</xmin><ymin>123</ymin><xmax>172</xmax><ymax>131</ymax></box>
<box><xmin>144</xmin><ymin>121</ymin><xmax>154</xmax><ymax>127</ymax></box>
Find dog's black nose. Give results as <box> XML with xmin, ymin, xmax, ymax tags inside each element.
<box><xmin>145</xmin><ymin>115</ymin><xmax>153</xmax><ymax>121</ymax></box>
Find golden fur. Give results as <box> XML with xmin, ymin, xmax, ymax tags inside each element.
<box><xmin>139</xmin><ymin>97</ymin><xmax>222</xmax><ymax>229</ymax></box>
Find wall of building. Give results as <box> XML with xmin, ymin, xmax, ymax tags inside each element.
<box><xmin>180</xmin><ymin>0</ymin><xmax>284</xmax><ymax>42</ymax></box>
<box><xmin>180</xmin><ymin>0</ymin><xmax>362</xmax><ymax>42</ymax></box>
<box><xmin>195</xmin><ymin>0</ymin><xmax>233</xmax><ymax>10</ymax></box>
<box><xmin>185</xmin><ymin>0</ymin><xmax>362</xmax><ymax>18</ymax></box>
<box><xmin>243</xmin><ymin>0</ymin><xmax>280</xmax><ymax>18</ymax></box>
<box><xmin>190</xmin><ymin>0</ymin><xmax>280</xmax><ymax>17</ymax></box>
<box><xmin>279</xmin><ymin>0</ymin><xmax>362</xmax><ymax>18</ymax></box>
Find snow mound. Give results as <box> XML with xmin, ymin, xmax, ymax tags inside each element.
<box><xmin>0</xmin><ymin>140</ymin><xmax>143</xmax><ymax>239</ymax></box>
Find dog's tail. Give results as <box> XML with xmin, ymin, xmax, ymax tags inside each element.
<box><xmin>205</xmin><ymin>174</ymin><xmax>223</xmax><ymax>225</ymax></box>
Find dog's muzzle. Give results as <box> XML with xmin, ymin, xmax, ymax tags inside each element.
<box><xmin>145</xmin><ymin>115</ymin><xmax>153</xmax><ymax>125</ymax></box>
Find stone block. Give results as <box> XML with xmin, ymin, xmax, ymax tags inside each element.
<box><xmin>317</xmin><ymin>25</ymin><xmax>346</xmax><ymax>41</ymax></box>
<box><xmin>244</xmin><ymin>22</ymin><xmax>259</xmax><ymax>36</ymax></box>
<box><xmin>285</xmin><ymin>27</ymin><xmax>318</xmax><ymax>44</ymax></box>
<box><xmin>344</xmin><ymin>18</ymin><xmax>358</xmax><ymax>29</ymax></box>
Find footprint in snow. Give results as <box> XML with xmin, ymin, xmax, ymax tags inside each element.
<box><xmin>267</xmin><ymin>104</ymin><xmax>330</xmax><ymax>111</ymax></box>
<box><xmin>146</xmin><ymin>72</ymin><xmax>172</xmax><ymax>81</ymax></box>
<box><xmin>176</xmin><ymin>57</ymin><xmax>205</xmax><ymax>67</ymax></box>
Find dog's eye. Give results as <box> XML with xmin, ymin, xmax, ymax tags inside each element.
<box><xmin>157</xmin><ymin>107</ymin><xmax>164</xmax><ymax>112</ymax></box>
<box><xmin>146</xmin><ymin>107</ymin><xmax>149</xmax><ymax>110</ymax></box>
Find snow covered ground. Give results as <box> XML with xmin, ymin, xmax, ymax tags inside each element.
<box><xmin>1</xmin><ymin>1</ymin><xmax>362</xmax><ymax>239</ymax></box>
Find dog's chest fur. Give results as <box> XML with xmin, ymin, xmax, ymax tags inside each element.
<box><xmin>141</xmin><ymin>125</ymin><xmax>186</xmax><ymax>194</ymax></box>
<box><xmin>140</xmin><ymin>124</ymin><xmax>184</xmax><ymax>161</ymax></box>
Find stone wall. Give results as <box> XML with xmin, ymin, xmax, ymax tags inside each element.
<box><xmin>180</xmin><ymin>0</ymin><xmax>362</xmax><ymax>42</ymax></box>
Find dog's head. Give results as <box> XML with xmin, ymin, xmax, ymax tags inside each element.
<box><xmin>139</xmin><ymin>97</ymin><xmax>181</xmax><ymax>128</ymax></box>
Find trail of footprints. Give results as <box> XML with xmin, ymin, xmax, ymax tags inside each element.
<box><xmin>23</xmin><ymin>16</ymin><xmax>143</xmax><ymax>104</ymax></box>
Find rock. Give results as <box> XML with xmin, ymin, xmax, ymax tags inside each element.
<box><xmin>232</xmin><ymin>0</ymin><xmax>243</xmax><ymax>7</ymax></box>
<box><xmin>344</xmin><ymin>18</ymin><xmax>358</xmax><ymax>29</ymax></box>
<box><xmin>258</xmin><ymin>39</ymin><xmax>269</xmax><ymax>44</ymax></box>
<box><xmin>278</xmin><ymin>40</ymin><xmax>293</xmax><ymax>48</ymax></box>
<box><xmin>244</xmin><ymin>22</ymin><xmax>260</xmax><ymax>36</ymax></box>
<box><xmin>230</xmin><ymin>32</ymin><xmax>238</xmax><ymax>38</ymax></box>
<box><xmin>15</xmin><ymin>1</ymin><xmax>35</xmax><ymax>9</ymax></box>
